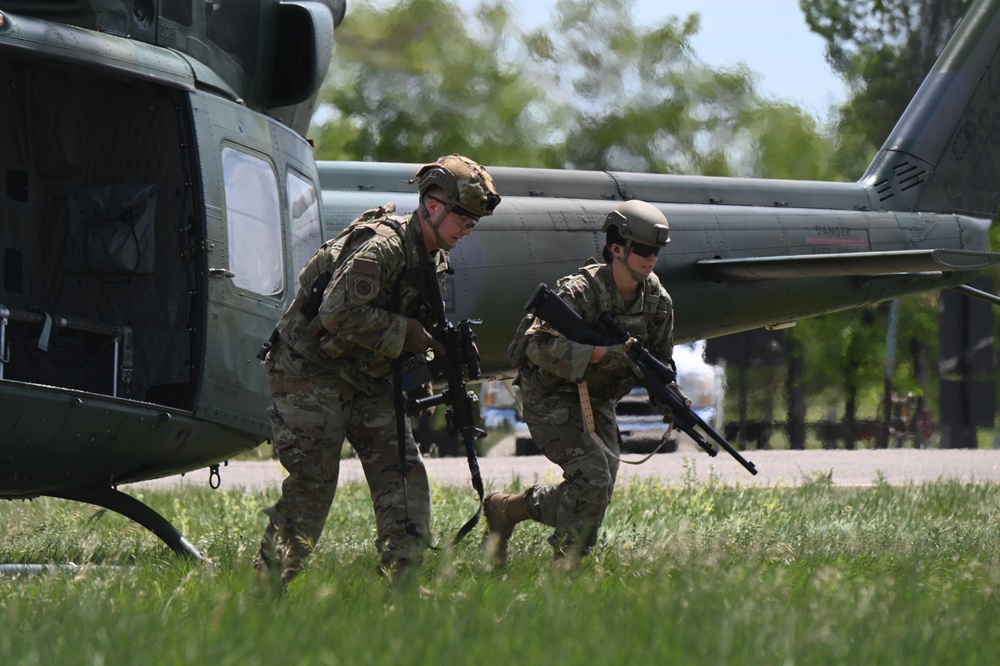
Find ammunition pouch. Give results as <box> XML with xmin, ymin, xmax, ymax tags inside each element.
<box><xmin>506</xmin><ymin>313</ymin><xmax>535</xmax><ymax>368</ymax></box>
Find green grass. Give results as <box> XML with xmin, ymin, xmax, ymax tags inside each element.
<box><xmin>3</xmin><ymin>467</ymin><xmax>1000</xmax><ymax>665</ymax></box>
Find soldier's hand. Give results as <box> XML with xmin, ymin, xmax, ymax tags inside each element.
<box><xmin>668</xmin><ymin>382</ymin><xmax>693</xmax><ymax>409</ymax></box>
<box><xmin>599</xmin><ymin>338</ymin><xmax>639</xmax><ymax>374</ymax></box>
<box><xmin>403</xmin><ymin>318</ymin><xmax>446</xmax><ymax>356</ymax></box>
<box><xmin>662</xmin><ymin>407</ymin><xmax>675</xmax><ymax>426</ymax></box>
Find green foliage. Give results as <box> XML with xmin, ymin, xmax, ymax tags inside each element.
<box><xmin>741</xmin><ymin>102</ymin><xmax>845</xmax><ymax>181</ymax></box>
<box><xmin>778</xmin><ymin>291</ymin><xmax>939</xmax><ymax>424</ymax></box>
<box><xmin>800</xmin><ymin>0</ymin><xmax>973</xmax><ymax>160</ymax></box>
<box><xmin>314</xmin><ymin>0</ymin><xmax>559</xmax><ymax>165</ymax></box>
<box><xmin>5</xmin><ymin>478</ymin><xmax>1000</xmax><ymax>664</ymax></box>
<box><xmin>521</xmin><ymin>0</ymin><xmax>758</xmax><ymax>174</ymax></box>
<box><xmin>313</xmin><ymin>0</ymin><xmax>812</xmax><ymax>176</ymax></box>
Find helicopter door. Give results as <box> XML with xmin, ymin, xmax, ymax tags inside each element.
<box><xmin>189</xmin><ymin>93</ymin><xmax>295</xmax><ymax>440</ymax></box>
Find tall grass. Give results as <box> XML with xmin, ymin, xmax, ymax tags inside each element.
<box><xmin>3</xmin><ymin>463</ymin><xmax>1000</xmax><ymax>665</ymax></box>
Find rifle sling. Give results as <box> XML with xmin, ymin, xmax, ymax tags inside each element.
<box><xmin>577</xmin><ymin>379</ymin><xmax>673</xmax><ymax>466</ymax></box>
<box><xmin>390</xmin><ymin>277</ymin><xmax>440</xmax><ymax>551</ymax></box>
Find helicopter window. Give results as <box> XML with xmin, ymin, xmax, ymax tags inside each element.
<box><xmin>222</xmin><ymin>147</ymin><xmax>283</xmax><ymax>296</ymax></box>
<box><xmin>287</xmin><ymin>171</ymin><xmax>321</xmax><ymax>276</ymax></box>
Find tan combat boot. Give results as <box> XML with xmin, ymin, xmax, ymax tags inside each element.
<box><xmin>253</xmin><ymin>527</ymin><xmax>286</xmax><ymax>600</ymax></box>
<box><xmin>378</xmin><ymin>558</ymin><xmax>414</xmax><ymax>592</ymax></box>
<box><xmin>483</xmin><ymin>490</ymin><xmax>531</xmax><ymax>567</ymax></box>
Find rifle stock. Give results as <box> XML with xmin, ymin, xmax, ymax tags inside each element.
<box><xmin>525</xmin><ymin>283</ymin><xmax>758</xmax><ymax>476</ymax></box>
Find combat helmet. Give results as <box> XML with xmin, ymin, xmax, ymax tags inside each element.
<box><xmin>602</xmin><ymin>200</ymin><xmax>670</xmax><ymax>248</ymax></box>
<box><xmin>414</xmin><ymin>154</ymin><xmax>501</xmax><ymax>219</ymax></box>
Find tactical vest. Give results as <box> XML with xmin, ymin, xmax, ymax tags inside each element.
<box><xmin>510</xmin><ymin>261</ymin><xmax>666</xmax><ymax>403</ymax></box>
<box><xmin>274</xmin><ymin>204</ymin><xmax>430</xmax><ymax>376</ymax></box>
<box><xmin>574</xmin><ymin>261</ymin><xmax>661</xmax><ymax>341</ymax></box>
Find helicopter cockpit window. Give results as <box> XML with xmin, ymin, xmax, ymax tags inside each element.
<box><xmin>287</xmin><ymin>172</ymin><xmax>321</xmax><ymax>277</ymax></box>
<box><xmin>206</xmin><ymin>0</ymin><xmax>260</xmax><ymax>77</ymax></box>
<box><xmin>222</xmin><ymin>147</ymin><xmax>283</xmax><ymax>296</ymax></box>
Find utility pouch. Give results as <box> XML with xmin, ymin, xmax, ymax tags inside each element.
<box><xmin>300</xmin><ymin>271</ymin><xmax>332</xmax><ymax>318</ymax></box>
<box><xmin>506</xmin><ymin>313</ymin><xmax>535</xmax><ymax>367</ymax></box>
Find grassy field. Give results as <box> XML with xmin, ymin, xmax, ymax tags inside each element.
<box><xmin>3</xmin><ymin>467</ymin><xmax>1000</xmax><ymax>665</ymax></box>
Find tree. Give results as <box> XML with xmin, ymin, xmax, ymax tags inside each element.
<box><xmin>312</xmin><ymin>0</ymin><xmax>799</xmax><ymax>175</ymax></box>
<box><xmin>521</xmin><ymin>0</ymin><xmax>762</xmax><ymax>174</ymax></box>
<box><xmin>740</xmin><ymin>102</ymin><xmax>846</xmax><ymax>181</ymax></box>
<box><xmin>312</xmin><ymin>0</ymin><xmax>560</xmax><ymax>165</ymax></box>
<box><xmin>800</xmin><ymin>0</ymin><xmax>973</xmax><ymax>161</ymax></box>
<box><xmin>795</xmin><ymin>0</ymin><xmax>975</xmax><ymax>447</ymax></box>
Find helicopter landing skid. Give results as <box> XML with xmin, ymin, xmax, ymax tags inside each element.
<box><xmin>49</xmin><ymin>485</ymin><xmax>206</xmax><ymax>561</ymax></box>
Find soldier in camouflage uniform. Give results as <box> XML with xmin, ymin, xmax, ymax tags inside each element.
<box><xmin>255</xmin><ymin>154</ymin><xmax>501</xmax><ymax>589</ymax></box>
<box><xmin>487</xmin><ymin>200</ymin><xmax>687</xmax><ymax>567</ymax></box>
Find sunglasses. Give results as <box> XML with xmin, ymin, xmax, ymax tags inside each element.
<box><xmin>630</xmin><ymin>243</ymin><xmax>660</xmax><ymax>258</ymax></box>
<box><xmin>426</xmin><ymin>195</ymin><xmax>478</xmax><ymax>229</ymax></box>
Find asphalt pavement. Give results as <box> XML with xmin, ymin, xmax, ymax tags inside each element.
<box><xmin>130</xmin><ymin>446</ymin><xmax>1000</xmax><ymax>492</ymax></box>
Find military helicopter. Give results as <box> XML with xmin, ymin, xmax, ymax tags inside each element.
<box><xmin>2</xmin><ymin>0</ymin><xmax>1000</xmax><ymax>559</ymax></box>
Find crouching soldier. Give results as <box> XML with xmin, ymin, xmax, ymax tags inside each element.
<box><xmin>487</xmin><ymin>200</ymin><xmax>687</xmax><ymax>568</ymax></box>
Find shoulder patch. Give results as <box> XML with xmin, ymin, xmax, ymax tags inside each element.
<box><xmin>347</xmin><ymin>255</ymin><xmax>380</xmax><ymax>302</ymax></box>
<box><xmin>350</xmin><ymin>275</ymin><xmax>376</xmax><ymax>301</ymax></box>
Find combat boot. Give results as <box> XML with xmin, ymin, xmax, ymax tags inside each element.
<box><xmin>483</xmin><ymin>490</ymin><xmax>531</xmax><ymax>567</ymax></box>
<box><xmin>553</xmin><ymin>546</ymin><xmax>582</xmax><ymax>573</ymax></box>
<box><xmin>378</xmin><ymin>558</ymin><xmax>414</xmax><ymax>591</ymax></box>
<box><xmin>253</xmin><ymin>541</ymin><xmax>286</xmax><ymax>600</ymax></box>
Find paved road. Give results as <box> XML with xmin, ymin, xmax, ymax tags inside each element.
<box><xmin>130</xmin><ymin>448</ymin><xmax>1000</xmax><ymax>492</ymax></box>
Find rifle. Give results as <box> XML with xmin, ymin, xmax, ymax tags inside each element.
<box><xmin>405</xmin><ymin>262</ymin><xmax>487</xmax><ymax>544</ymax></box>
<box><xmin>524</xmin><ymin>283</ymin><xmax>758</xmax><ymax>476</ymax></box>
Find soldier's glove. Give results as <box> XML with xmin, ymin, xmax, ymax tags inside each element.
<box><xmin>661</xmin><ymin>407</ymin><xmax>675</xmax><ymax>426</ymax></box>
<box><xmin>660</xmin><ymin>383</ymin><xmax>690</xmax><ymax>426</ymax></box>
<box><xmin>599</xmin><ymin>338</ymin><xmax>639</xmax><ymax>375</ymax></box>
<box><xmin>668</xmin><ymin>382</ymin><xmax>693</xmax><ymax>409</ymax></box>
<box><xmin>403</xmin><ymin>318</ymin><xmax>446</xmax><ymax>356</ymax></box>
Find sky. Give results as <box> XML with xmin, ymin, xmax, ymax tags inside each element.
<box><xmin>456</xmin><ymin>0</ymin><xmax>850</xmax><ymax>123</ymax></box>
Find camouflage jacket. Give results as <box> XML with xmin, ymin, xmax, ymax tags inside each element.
<box><xmin>516</xmin><ymin>261</ymin><xmax>675</xmax><ymax>407</ymax></box>
<box><xmin>271</xmin><ymin>203</ymin><xmax>447</xmax><ymax>394</ymax></box>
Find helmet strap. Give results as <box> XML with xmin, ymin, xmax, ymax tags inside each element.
<box><xmin>613</xmin><ymin>242</ymin><xmax>646</xmax><ymax>283</ymax></box>
<box><xmin>420</xmin><ymin>197</ymin><xmax>453</xmax><ymax>250</ymax></box>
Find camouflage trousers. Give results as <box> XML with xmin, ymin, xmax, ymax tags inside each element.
<box><xmin>255</xmin><ymin>349</ymin><xmax>430</xmax><ymax>585</ymax></box>
<box><xmin>523</xmin><ymin>393</ymin><xmax>621</xmax><ymax>556</ymax></box>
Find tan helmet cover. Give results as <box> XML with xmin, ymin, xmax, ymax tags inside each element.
<box><xmin>602</xmin><ymin>200</ymin><xmax>670</xmax><ymax>246</ymax></box>
<box><xmin>414</xmin><ymin>154</ymin><xmax>501</xmax><ymax>218</ymax></box>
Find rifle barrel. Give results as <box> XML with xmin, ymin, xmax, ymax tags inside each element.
<box><xmin>528</xmin><ymin>284</ymin><xmax>758</xmax><ymax>476</ymax></box>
